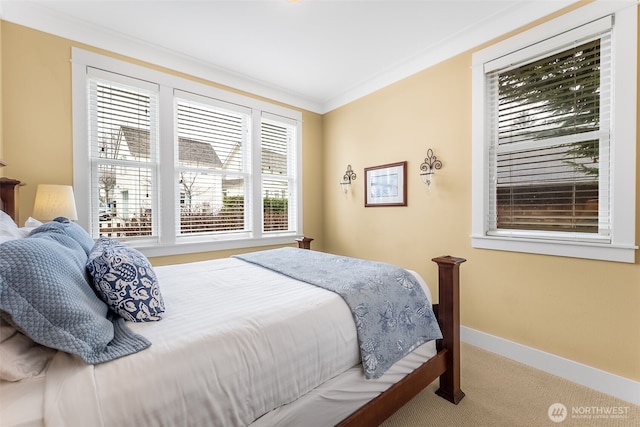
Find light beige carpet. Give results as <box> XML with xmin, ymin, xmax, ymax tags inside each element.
<box><xmin>381</xmin><ymin>343</ymin><xmax>638</xmax><ymax>427</ymax></box>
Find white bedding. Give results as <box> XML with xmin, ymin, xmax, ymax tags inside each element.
<box><xmin>0</xmin><ymin>257</ymin><xmax>436</xmax><ymax>427</ymax></box>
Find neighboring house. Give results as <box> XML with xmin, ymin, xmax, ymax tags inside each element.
<box><xmin>104</xmin><ymin>125</ymin><xmax>286</xmax><ymax>220</ymax></box>
<box><xmin>112</xmin><ymin>125</ymin><xmax>223</xmax><ymax>215</ymax></box>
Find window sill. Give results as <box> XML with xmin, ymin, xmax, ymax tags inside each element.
<box><xmin>133</xmin><ymin>234</ymin><xmax>303</xmax><ymax>258</ymax></box>
<box><xmin>471</xmin><ymin>235</ymin><xmax>637</xmax><ymax>263</ymax></box>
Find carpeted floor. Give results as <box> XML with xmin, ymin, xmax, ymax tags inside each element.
<box><xmin>381</xmin><ymin>343</ymin><xmax>638</xmax><ymax>427</ymax></box>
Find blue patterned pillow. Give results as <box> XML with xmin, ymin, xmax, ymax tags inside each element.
<box><xmin>87</xmin><ymin>238</ymin><xmax>165</xmax><ymax>322</ymax></box>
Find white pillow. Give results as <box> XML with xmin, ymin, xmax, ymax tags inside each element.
<box><xmin>0</xmin><ymin>215</ymin><xmax>55</xmax><ymax>381</ymax></box>
<box><xmin>0</xmin><ymin>323</ymin><xmax>17</xmax><ymax>342</ymax></box>
<box><xmin>0</xmin><ymin>211</ymin><xmax>23</xmax><ymax>242</ymax></box>
<box><xmin>0</xmin><ymin>322</ymin><xmax>56</xmax><ymax>382</ymax></box>
<box><xmin>19</xmin><ymin>217</ymin><xmax>43</xmax><ymax>237</ymax></box>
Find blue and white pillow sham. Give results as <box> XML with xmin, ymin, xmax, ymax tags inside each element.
<box><xmin>87</xmin><ymin>237</ymin><xmax>165</xmax><ymax>323</ymax></box>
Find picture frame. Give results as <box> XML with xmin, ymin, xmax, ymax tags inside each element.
<box><xmin>364</xmin><ymin>161</ymin><xmax>407</xmax><ymax>207</ymax></box>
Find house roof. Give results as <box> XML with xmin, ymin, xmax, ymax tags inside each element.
<box><xmin>120</xmin><ymin>126</ymin><xmax>222</xmax><ymax>168</ymax></box>
<box><xmin>119</xmin><ymin>126</ymin><xmax>287</xmax><ymax>174</ymax></box>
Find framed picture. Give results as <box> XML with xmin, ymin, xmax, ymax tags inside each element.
<box><xmin>364</xmin><ymin>161</ymin><xmax>407</xmax><ymax>207</ymax></box>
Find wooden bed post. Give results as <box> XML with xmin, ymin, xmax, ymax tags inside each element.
<box><xmin>432</xmin><ymin>255</ymin><xmax>466</xmax><ymax>404</ymax></box>
<box><xmin>295</xmin><ymin>236</ymin><xmax>314</xmax><ymax>250</ymax></box>
<box><xmin>0</xmin><ymin>178</ymin><xmax>22</xmax><ymax>223</ymax></box>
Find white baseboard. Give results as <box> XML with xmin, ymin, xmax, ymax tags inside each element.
<box><xmin>460</xmin><ymin>326</ymin><xmax>640</xmax><ymax>406</ymax></box>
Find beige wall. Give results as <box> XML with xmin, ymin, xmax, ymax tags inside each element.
<box><xmin>0</xmin><ymin>22</ymin><xmax>325</xmax><ymax>263</ymax></box>
<box><xmin>323</xmin><ymin>7</ymin><xmax>640</xmax><ymax>382</ymax></box>
<box><xmin>0</xmin><ymin>18</ymin><xmax>4</xmax><ymax>161</ymax></box>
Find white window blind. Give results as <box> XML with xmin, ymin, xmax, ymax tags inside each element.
<box><xmin>175</xmin><ymin>91</ymin><xmax>251</xmax><ymax>236</ymax></box>
<box><xmin>261</xmin><ymin>114</ymin><xmax>297</xmax><ymax>233</ymax></box>
<box><xmin>486</xmin><ymin>28</ymin><xmax>611</xmax><ymax>242</ymax></box>
<box><xmin>87</xmin><ymin>69</ymin><xmax>159</xmax><ymax>239</ymax></box>
<box><xmin>471</xmin><ymin>5</ymin><xmax>636</xmax><ymax>262</ymax></box>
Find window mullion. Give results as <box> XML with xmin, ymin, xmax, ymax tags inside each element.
<box><xmin>157</xmin><ymin>85</ymin><xmax>175</xmax><ymax>245</ymax></box>
<box><xmin>251</xmin><ymin>111</ymin><xmax>263</xmax><ymax>238</ymax></box>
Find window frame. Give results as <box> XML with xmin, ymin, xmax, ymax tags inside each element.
<box><xmin>471</xmin><ymin>2</ymin><xmax>637</xmax><ymax>263</ymax></box>
<box><xmin>72</xmin><ymin>49</ymin><xmax>303</xmax><ymax>258</ymax></box>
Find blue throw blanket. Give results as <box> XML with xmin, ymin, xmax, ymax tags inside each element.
<box><xmin>234</xmin><ymin>247</ymin><xmax>442</xmax><ymax>379</ymax></box>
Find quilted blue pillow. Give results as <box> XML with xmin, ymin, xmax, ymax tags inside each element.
<box><xmin>87</xmin><ymin>238</ymin><xmax>165</xmax><ymax>322</ymax></box>
<box><xmin>28</xmin><ymin>217</ymin><xmax>95</xmax><ymax>255</ymax></box>
<box><xmin>0</xmin><ymin>228</ymin><xmax>150</xmax><ymax>364</ymax></box>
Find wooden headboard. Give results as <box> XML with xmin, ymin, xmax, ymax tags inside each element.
<box><xmin>0</xmin><ymin>178</ymin><xmax>21</xmax><ymax>224</ymax></box>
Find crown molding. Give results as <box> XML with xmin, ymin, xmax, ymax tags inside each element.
<box><xmin>0</xmin><ymin>1</ymin><xmax>324</xmax><ymax>114</ymax></box>
<box><xmin>1</xmin><ymin>0</ymin><xmax>594</xmax><ymax>114</ymax></box>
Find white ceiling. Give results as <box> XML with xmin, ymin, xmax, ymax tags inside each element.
<box><xmin>1</xmin><ymin>0</ymin><xmax>579</xmax><ymax>113</ymax></box>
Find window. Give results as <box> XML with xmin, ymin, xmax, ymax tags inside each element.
<box><xmin>88</xmin><ymin>70</ymin><xmax>159</xmax><ymax>240</ymax></box>
<box><xmin>490</xmin><ymin>36</ymin><xmax>607</xmax><ymax>237</ymax></box>
<box><xmin>174</xmin><ymin>92</ymin><xmax>251</xmax><ymax>236</ymax></box>
<box><xmin>261</xmin><ymin>114</ymin><xmax>298</xmax><ymax>233</ymax></box>
<box><xmin>471</xmin><ymin>4</ymin><xmax>636</xmax><ymax>262</ymax></box>
<box><xmin>73</xmin><ymin>50</ymin><xmax>302</xmax><ymax>257</ymax></box>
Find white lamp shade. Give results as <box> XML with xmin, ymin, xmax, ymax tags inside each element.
<box><xmin>32</xmin><ymin>185</ymin><xmax>78</xmax><ymax>221</ymax></box>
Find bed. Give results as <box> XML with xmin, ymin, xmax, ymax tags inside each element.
<box><xmin>0</xmin><ymin>178</ymin><xmax>466</xmax><ymax>427</ymax></box>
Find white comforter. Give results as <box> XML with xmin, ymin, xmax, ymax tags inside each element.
<box><xmin>0</xmin><ymin>256</ymin><xmax>437</xmax><ymax>427</ymax></box>
<box><xmin>45</xmin><ymin>257</ymin><xmax>362</xmax><ymax>427</ymax></box>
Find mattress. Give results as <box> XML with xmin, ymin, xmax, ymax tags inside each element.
<box><xmin>0</xmin><ymin>257</ymin><xmax>436</xmax><ymax>427</ymax></box>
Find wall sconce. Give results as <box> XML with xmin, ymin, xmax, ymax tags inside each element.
<box><xmin>340</xmin><ymin>164</ymin><xmax>357</xmax><ymax>193</ymax></box>
<box><xmin>32</xmin><ymin>184</ymin><xmax>78</xmax><ymax>221</ymax></box>
<box><xmin>419</xmin><ymin>149</ymin><xmax>443</xmax><ymax>189</ymax></box>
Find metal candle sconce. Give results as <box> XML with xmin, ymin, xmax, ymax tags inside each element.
<box><xmin>340</xmin><ymin>164</ymin><xmax>357</xmax><ymax>193</ymax></box>
<box><xmin>419</xmin><ymin>149</ymin><xmax>442</xmax><ymax>189</ymax></box>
